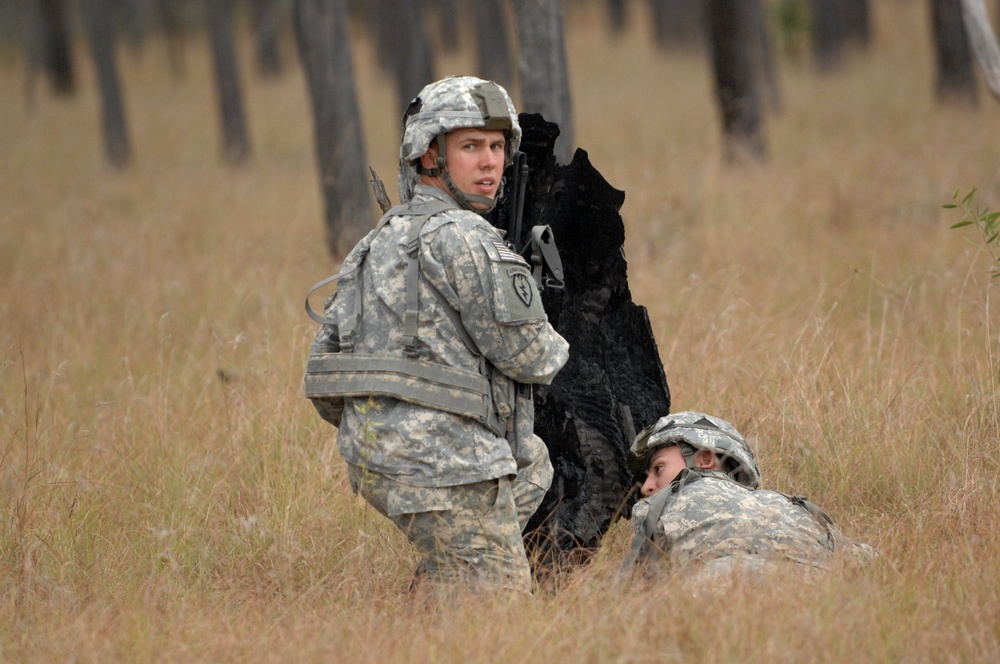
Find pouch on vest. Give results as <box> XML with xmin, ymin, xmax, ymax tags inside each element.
<box><xmin>304</xmin><ymin>272</ymin><xmax>353</xmax><ymax>428</ymax></box>
<box><xmin>305</xmin><ymin>352</ymin><xmax>503</xmax><ymax>436</ymax></box>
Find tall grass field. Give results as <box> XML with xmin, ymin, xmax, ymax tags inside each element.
<box><xmin>1</xmin><ymin>2</ymin><xmax>998</xmax><ymax>661</ymax></box>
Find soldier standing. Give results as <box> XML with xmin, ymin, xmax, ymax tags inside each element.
<box><xmin>621</xmin><ymin>411</ymin><xmax>876</xmax><ymax>581</ymax></box>
<box><xmin>307</xmin><ymin>76</ymin><xmax>569</xmax><ymax>592</ymax></box>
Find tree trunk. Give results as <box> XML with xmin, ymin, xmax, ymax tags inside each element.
<box><xmin>83</xmin><ymin>0</ymin><xmax>132</xmax><ymax>169</ymax></box>
<box><xmin>22</xmin><ymin>0</ymin><xmax>46</xmax><ymax>106</ymax></box>
<box><xmin>512</xmin><ymin>0</ymin><xmax>574</xmax><ymax>165</ymax></box>
<box><xmin>751</xmin><ymin>0</ymin><xmax>782</xmax><ymax>113</ymax></box>
<box><xmin>205</xmin><ymin>0</ymin><xmax>251</xmax><ymax>163</ymax></box>
<box><xmin>39</xmin><ymin>0</ymin><xmax>74</xmax><ymax>94</ymax></box>
<box><xmin>474</xmin><ymin>0</ymin><xmax>514</xmax><ymax>89</ymax></box>
<box><xmin>369</xmin><ymin>0</ymin><xmax>434</xmax><ymax>110</ymax></box>
<box><xmin>154</xmin><ymin>0</ymin><xmax>186</xmax><ymax>79</ymax></box>
<box><xmin>367</xmin><ymin>0</ymin><xmax>393</xmax><ymax>71</ymax></box>
<box><xmin>430</xmin><ymin>0</ymin><xmax>460</xmax><ymax>53</ymax></box>
<box><xmin>932</xmin><ymin>0</ymin><xmax>978</xmax><ymax>104</ymax></box>
<box><xmin>961</xmin><ymin>0</ymin><xmax>1000</xmax><ymax>99</ymax></box>
<box><xmin>294</xmin><ymin>0</ymin><xmax>374</xmax><ymax>259</ymax></box>
<box><xmin>123</xmin><ymin>0</ymin><xmax>158</xmax><ymax>49</ymax></box>
<box><xmin>708</xmin><ymin>0</ymin><xmax>766</xmax><ymax>162</ymax></box>
<box><xmin>607</xmin><ymin>0</ymin><xmax>627</xmax><ymax>34</ymax></box>
<box><xmin>251</xmin><ymin>0</ymin><xmax>283</xmax><ymax>77</ymax></box>
<box><xmin>843</xmin><ymin>0</ymin><xmax>872</xmax><ymax>47</ymax></box>
<box><xmin>809</xmin><ymin>0</ymin><xmax>847</xmax><ymax>71</ymax></box>
<box><xmin>649</xmin><ymin>0</ymin><xmax>706</xmax><ymax>50</ymax></box>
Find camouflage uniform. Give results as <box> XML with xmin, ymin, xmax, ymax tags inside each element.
<box><xmin>622</xmin><ymin>412</ymin><xmax>876</xmax><ymax>580</ymax></box>
<box><xmin>631</xmin><ymin>470</ymin><xmax>848</xmax><ymax>578</ymax></box>
<box><xmin>309</xmin><ymin>77</ymin><xmax>569</xmax><ymax>592</ymax></box>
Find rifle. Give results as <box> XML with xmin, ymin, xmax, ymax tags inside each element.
<box><xmin>509</xmin><ymin>151</ymin><xmax>529</xmax><ymax>254</ymax></box>
<box><xmin>506</xmin><ymin>151</ymin><xmax>564</xmax><ymax>291</ymax></box>
<box><xmin>369</xmin><ymin>166</ymin><xmax>392</xmax><ymax>214</ymax></box>
<box><xmin>371</xmin><ymin>159</ymin><xmax>564</xmax><ymax>292</ymax></box>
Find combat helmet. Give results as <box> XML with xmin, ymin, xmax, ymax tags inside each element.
<box><xmin>629</xmin><ymin>411</ymin><xmax>761</xmax><ymax>489</ymax></box>
<box><xmin>398</xmin><ymin>75</ymin><xmax>521</xmax><ymax>212</ymax></box>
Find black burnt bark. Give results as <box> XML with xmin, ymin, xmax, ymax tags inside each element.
<box><xmin>494</xmin><ymin>114</ymin><xmax>671</xmax><ymax>561</ymax></box>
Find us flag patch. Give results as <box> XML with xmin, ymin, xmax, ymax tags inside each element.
<box><xmin>492</xmin><ymin>240</ymin><xmax>528</xmax><ymax>265</ymax></box>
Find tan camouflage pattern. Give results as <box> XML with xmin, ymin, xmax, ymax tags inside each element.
<box><xmin>629</xmin><ymin>470</ymin><xmax>876</xmax><ymax>577</ymax></box>
<box><xmin>398</xmin><ymin>76</ymin><xmax>521</xmax><ymax>203</ymax></box>
<box><xmin>321</xmin><ymin>184</ymin><xmax>568</xmax><ymax>489</ymax></box>
<box><xmin>346</xmin><ymin>432</ymin><xmax>551</xmax><ymax>592</ymax></box>
<box><xmin>630</xmin><ymin>411</ymin><xmax>762</xmax><ymax>489</ymax></box>
<box><xmin>314</xmin><ymin>74</ymin><xmax>563</xmax><ymax>590</ymax></box>
<box><xmin>314</xmin><ymin>182</ymin><xmax>567</xmax><ymax>590</ymax></box>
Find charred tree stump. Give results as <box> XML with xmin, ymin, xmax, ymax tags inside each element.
<box><xmin>494</xmin><ymin>114</ymin><xmax>672</xmax><ymax>562</ymax></box>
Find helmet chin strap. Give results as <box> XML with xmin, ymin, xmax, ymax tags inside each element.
<box><xmin>678</xmin><ymin>443</ymin><xmax>699</xmax><ymax>472</ymax></box>
<box><xmin>430</xmin><ymin>134</ymin><xmax>499</xmax><ymax>213</ymax></box>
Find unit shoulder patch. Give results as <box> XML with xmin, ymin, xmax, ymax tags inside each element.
<box><xmin>479</xmin><ymin>237</ymin><xmax>545</xmax><ymax>324</ymax></box>
<box><xmin>512</xmin><ymin>272</ymin><xmax>533</xmax><ymax>307</ymax></box>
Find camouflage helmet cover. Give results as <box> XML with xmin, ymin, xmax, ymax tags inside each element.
<box><xmin>398</xmin><ymin>75</ymin><xmax>522</xmax><ymax>203</ymax></box>
<box><xmin>629</xmin><ymin>411</ymin><xmax>762</xmax><ymax>489</ymax></box>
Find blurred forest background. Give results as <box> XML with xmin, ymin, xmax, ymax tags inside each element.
<box><xmin>2</xmin><ymin>0</ymin><xmax>1000</xmax><ymax>661</ymax></box>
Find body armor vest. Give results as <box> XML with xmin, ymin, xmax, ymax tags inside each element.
<box><xmin>304</xmin><ymin>198</ymin><xmax>507</xmax><ymax>438</ymax></box>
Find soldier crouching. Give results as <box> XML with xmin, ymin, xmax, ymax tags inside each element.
<box><xmin>306</xmin><ymin>76</ymin><xmax>569</xmax><ymax>593</ymax></box>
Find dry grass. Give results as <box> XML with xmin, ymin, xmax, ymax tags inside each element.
<box><xmin>2</xmin><ymin>2</ymin><xmax>999</xmax><ymax>661</ymax></box>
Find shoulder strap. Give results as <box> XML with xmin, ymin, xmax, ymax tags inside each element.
<box><xmin>305</xmin><ymin>195</ymin><xmax>468</xmax><ymax>351</ymax></box>
<box><xmin>401</xmin><ymin>199</ymin><xmax>454</xmax><ymax>355</ymax></box>
<box><xmin>775</xmin><ymin>491</ymin><xmax>844</xmax><ymax>552</ymax></box>
<box><xmin>305</xmin><ymin>266</ymin><xmax>356</xmax><ymax>326</ymax></box>
<box><xmin>304</xmin><ymin>212</ymin><xmax>397</xmax><ymax>326</ymax></box>
<box><xmin>617</xmin><ymin>470</ymin><xmax>702</xmax><ymax>580</ymax></box>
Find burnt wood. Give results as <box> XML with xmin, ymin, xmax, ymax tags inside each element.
<box><xmin>493</xmin><ymin>114</ymin><xmax>672</xmax><ymax>561</ymax></box>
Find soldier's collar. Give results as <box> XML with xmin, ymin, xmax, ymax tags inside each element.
<box><xmin>670</xmin><ymin>467</ymin><xmax>733</xmax><ymax>492</ymax></box>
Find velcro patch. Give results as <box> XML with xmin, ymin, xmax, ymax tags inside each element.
<box><xmin>490</xmin><ymin>239</ymin><xmax>529</xmax><ymax>266</ymax></box>
<box><xmin>480</xmin><ymin>236</ymin><xmax>546</xmax><ymax>323</ymax></box>
<box><xmin>512</xmin><ymin>272</ymin><xmax>533</xmax><ymax>307</ymax></box>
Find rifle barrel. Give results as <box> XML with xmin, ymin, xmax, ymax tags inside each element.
<box><xmin>511</xmin><ymin>152</ymin><xmax>528</xmax><ymax>253</ymax></box>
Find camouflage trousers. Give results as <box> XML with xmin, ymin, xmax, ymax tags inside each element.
<box><xmin>346</xmin><ymin>435</ymin><xmax>553</xmax><ymax>593</ymax></box>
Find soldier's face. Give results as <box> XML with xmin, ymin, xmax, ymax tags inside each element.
<box><xmin>422</xmin><ymin>128</ymin><xmax>506</xmax><ymax>209</ymax></box>
<box><xmin>641</xmin><ymin>445</ymin><xmax>687</xmax><ymax>497</ymax></box>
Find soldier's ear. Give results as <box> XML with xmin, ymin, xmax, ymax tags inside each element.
<box><xmin>693</xmin><ymin>449</ymin><xmax>717</xmax><ymax>470</ymax></box>
<box><xmin>420</xmin><ymin>143</ymin><xmax>439</xmax><ymax>170</ymax></box>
